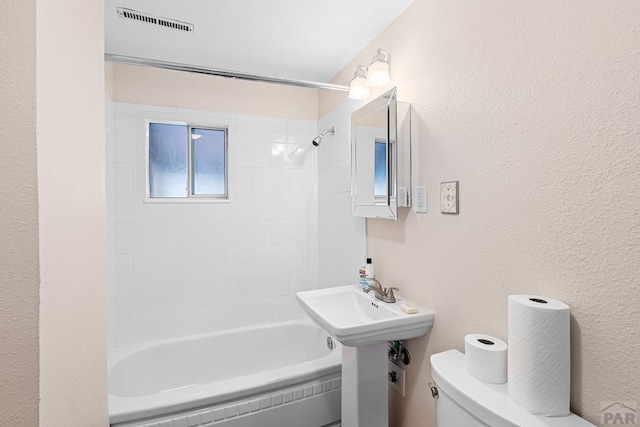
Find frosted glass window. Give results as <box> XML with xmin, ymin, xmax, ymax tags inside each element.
<box><xmin>149</xmin><ymin>123</ymin><xmax>188</xmax><ymax>198</ymax></box>
<box><xmin>148</xmin><ymin>122</ymin><xmax>228</xmax><ymax>199</ymax></box>
<box><xmin>191</xmin><ymin>128</ymin><xmax>226</xmax><ymax>196</ymax></box>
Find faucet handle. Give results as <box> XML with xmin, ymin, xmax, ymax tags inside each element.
<box><xmin>386</xmin><ymin>287</ymin><xmax>399</xmax><ymax>300</ymax></box>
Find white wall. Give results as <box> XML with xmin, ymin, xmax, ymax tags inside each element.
<box><xmin>37</xmin><ymin>0</ymin><xmax>107</xmax><ymax>424</ymax></box>
<box><xmin>317</xmin><ymin>101</ymin><xmax>367</xmax><ymax>288</ymax></box>
<box><xmin>108</xmin><ymin>103</ymin><xmax>318</xmax><ymax>347</ymax></box>
<box><xmin>322</xmin><ymin>0</ymin><xmax>640</xmax><ymax>425</ymax></box>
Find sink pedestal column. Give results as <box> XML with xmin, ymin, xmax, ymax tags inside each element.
<box><xmin>341</xmin><ymin>342</ymin><xmax>388</xmax><ymax>427</ymax></box>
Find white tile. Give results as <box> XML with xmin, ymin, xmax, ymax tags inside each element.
<box><xmin>180</xmin><ymin>202</ymin><xmax>237</xmax><ymax>221</ymax></box>
<box><xmin>237</xmin><ymin>194</ymin><xmax>289</xmax><ymax>220</ymax></box>
<box><xmin>115</xmin><ymin>312</ymin><xmax>158</xmax><ymax>346</ymax></box>
<box><xmin>236</xmin><ymin>195</ymin><xmax>258</xmax><ymax>220</ymax></box>
<box><xmin>253</xmin><ymin>169</ymin><xmax>273</xmax><ymax>194</ymax></box>
<box><xmin>215</xmin><ymin>220</ymin><xmax>271</xmax><ymax>250</ymax></box>
<box><xmin>317</xmin><ymin>268</ymin><xmax>347</xmax><ymax>290</ymax></box>
<box><xmin>114</xmin><ymin>163</ymin><xmax>135</xmax><ymax>193</ymax></box>
<box><xmin>204</xmin><ymin>112</ymin><xmax>235</xmax><ymax>126</ymax></box>
<box><xmin>115</xmin><ymin>284</ymin><xmax>177</xmax><ymax>315</ymax></box>
<box><xmin>137</xmin><ymin>154</ymin><xmax>146</xmax><ymax>177</ymax></box>
<box><xmin>115</xmin><ymin>253</ymin><xmax>134</xmax><ymax>286</ymax></box>
<box><xmin>300</xmin><ymin>166</ymin><xmax>317</xmax><ymax>195</ymax></box>
<box><xmin>175</xmin><ymin>248</ymin><xmax>227</xmax><ymax>280</ymax></box>
<box><xmin>134</xmin><ymin>252</ymin><xmax>176</xmax><ymax>283</ymax></box>
<box><xmin>114</xmin><ymin>223</ymin><xmax>135</xmax><ymax>253</ymax></box>
<box><xmin>320</xmin><ymin>192</ymin><xmax>351</xmax><ymax>222</ymax></box>
<box><xmin>254</xmin><ymin>245</ymin><xmax>304</xmax><ymax>273</ymax></box>
<box><xmin>272</xmin><ymin>169</ymin><xmax>303</xmax><ymax>194</ymax></box>
<box><xmin>307</xmin><ymin>241</ymin><xmax>319</xmax><ymax>268</ymax></box>
<box><xmin>217</xmin><ymin>298</ymin><xmax>273</xmax><ymax>330</ymax></box>
<box><xmin>335</xmin><ymin>161</ymin><xmax>351</xmax><ymax>192</ymax></box>
<box><xmin>265</xmin><ymin>195</ymin><xmax>290</xmax><ymax>220</ymax></box>
<box><xmin>271</xmin><ymin>144</ymin><xmax>315</xmax><ymax>169</ymax></box>
<box><xmin>136</xmin><ymin>200</ymin><xmax>175</xmax><ymax>223</ymax></box>
<box><xmin>272</xmin><ymin>295</ymin><xmax>306</xmax><ymax>322</ymax></box>
<box><xmin>271</xmin><ymin>219</ymin><xmax>310</xmax><ymax>245</ymax></box>
<box><xmin>237</xmin><ymin>271</ymin><xmax>289</xmax><ymax>298</ymax></box>
<box><xmin>172</xmin><ymin>203</ymin><xmax>232</xmax><ymax>222</ymax></box>
<box><xmin>287</xmin><ymin>119</ymin><xmax>316</xmax><ymax>145</ymax></box>
<box><xmin>155</xmin><ymin>223</ymin><xmax>181</xmax><ymax>252</ymax></box>
<box><xmin>179</xmin><ymin>276</ymin><xmax>240</xmax><ymax>307</ymax></box>
<box><xmin>134</xmin><ymin>223</ymin><xmax>159</xmax><ymax>253</ymax></box>
<box><xmin>105</xmin><ymin>160</ymin><xmax>115</xmax><ymax>195</ymax></box>
<box><xmin>236</xmin><ymin>115</ymin><xmax>286</xmax><ymax>143</ymax></box>
<box><xmin>158</xmin><ymin>306</ymin><xmax>219</xmax><ymax>339</ymax></box>
<box><xmin>114</xmin><ymin>193</ymin><xmax>140</xmax><ymax>224</ymax></box>
<box><xmin>235</xmin><ymin>168</ymin><xmax>253</xmax><ymax>194</ymax></box>
<box><xmin>288</xmin><ymin>268</ymin><xmax>318</xmax><ymax>293</ymax></box>
<box><xmin>114</xmin><ymin>132</ymin><xmax>138</xmax><ymax>163</ymax></box>
<box><xmin>288</xmin><ymin>194</ymin><xmax>317</xmax><ymax>219</ymax></box>
<box><xmin>234</xmin><ymin>141</ymin><xmax>273</xmax><ymax>168</ymax></box>
<box><xmin>114</xmin><ymin>108</ymin><xmax>138</xmax><ymax>133</ymax></box>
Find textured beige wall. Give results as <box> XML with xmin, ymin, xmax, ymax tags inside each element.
<box><xmin>105</xmin><ymin>62</ymin><xmax>115</xmax><ymax>99</ymax></box>
<box><xmin>322</xmin><ymin>1</ymin><xmax>640</xmax><ymax>425</ymax></box>
<box><xmin>0</xmin><ymin>0</ymin><xmax>40</xmax><ymax>424</ymax></box>
<box><xmin>111</xmin><ymin>63</ymin><xmax>319</xmax><ymax>120</ymax></box>
<box><xmin>37</xmin><ymin>0</ymin><xmax>108</xmax><ymax>425</ymax></box>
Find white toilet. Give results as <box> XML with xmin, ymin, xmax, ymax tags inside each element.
<box><xmin>430</xmin><ymin>350</ymin><xmax>595</xmax><ymax>427</ymax></box>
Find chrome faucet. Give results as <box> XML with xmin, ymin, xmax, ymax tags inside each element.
<box><xmin>363</xmin><ymin>278</ymin><xmax>399</xmax><ymax>303</ymax></box>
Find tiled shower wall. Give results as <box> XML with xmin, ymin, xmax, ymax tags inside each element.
<box><xmin>317</xmin><ymin>100</ymin><xmax>367</xmax><ymax>288</ymax></box>
<box><xmin>106</xmin><ymin>102</ymin><xmax>318</xmax><ymax>347</ymax></box>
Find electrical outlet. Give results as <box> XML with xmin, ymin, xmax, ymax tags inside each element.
<box><xmin>415</xmin><ymin>185</ymin><xmax>427</xmax><ymax>213</ymax></box>
<box><xmin>440</xmin><ymin>181</ymin><xmax>459</xmax><ymax>214</ymax></box>
<box><xmin>398</xmin><ymin>187</ymin><xmax>408</xmax><ymax>207</ymax></box>
<box><xmin>388</xmin><ymin>360</ymin><xmax>405</xmax><ymax>396</ymax></box>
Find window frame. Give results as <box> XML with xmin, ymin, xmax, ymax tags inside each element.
<box><xmin>145</xmin><ymin>119</ymin><xmax>229</xmax><ymax>202</ymax></box>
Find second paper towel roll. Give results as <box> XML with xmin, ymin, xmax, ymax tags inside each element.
<box><xmin>508</xmin><ymin>295</ymin><xmax>570</xmax><ymax>416</ymax></box>
<box><xmin>465</xmin><ymin>334</ymin><xmax>507</xmax><ymax>384</ymax></box>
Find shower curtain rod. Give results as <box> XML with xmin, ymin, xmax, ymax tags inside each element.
<box><xmin>105</xmin><ymin>54</ymin><xmax>350</xmax><ymax>92</ymax></box>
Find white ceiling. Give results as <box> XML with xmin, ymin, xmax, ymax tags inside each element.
<box><xmin>105</xmin><ymin>0</ymin><xmax>414</xmax><ymax>82</ymax></box>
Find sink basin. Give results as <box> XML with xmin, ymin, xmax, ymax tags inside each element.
<box><xmin>296</xmin><ymin>285</ymin><xmax>434</xmax><ymax>347</ymax></box>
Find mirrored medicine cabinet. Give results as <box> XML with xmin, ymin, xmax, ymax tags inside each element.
<box><xmin>351</xmin><ymin>87</ymin><xmax>411</xmax><ymax>220</ymax></box>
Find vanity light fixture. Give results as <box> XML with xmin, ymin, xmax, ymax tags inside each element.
<box><xmin>366</xmin><ymin>48</ymin><xmax>391</xmax><ymax>87</ymax></box>
<box><xmin>348</xmin><ymin>48</ymin><xmax>392</xmax><ymax>100</ymax></box>
<box><xmin>348</xmin><ymin>65</ymin><xmax>370</xmax><ymax>100</ymax></box>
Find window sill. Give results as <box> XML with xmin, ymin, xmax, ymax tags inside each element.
<box><xmin>143</xmin><ymin>198</ymin><xmax>231</xmax><ymax>204</ymax></box>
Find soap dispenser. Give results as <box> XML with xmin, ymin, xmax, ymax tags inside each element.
<box><xmin>365</xmin><ymin>258</ymin><xmax>375</xmax><ymax>281</ymax></box>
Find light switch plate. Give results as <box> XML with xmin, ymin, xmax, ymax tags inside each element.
<box><xmin>440</xmin><ymin>181</ymin><xmax>459</xmax><ymax>214</ymax></box>
<box><xmin>415</xmin><ymin>185</ymin><xmax>427</xmax><ymax>213</ymax></box>
<box><xmin>398</xmin><ymin>187</ymin><xmax>408</xmax><ymax>207</ymax></box>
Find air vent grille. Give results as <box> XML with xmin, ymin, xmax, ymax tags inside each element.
<box><xmin>116</xmin><ymin>7</ymin><xmax>194</xmax><ymax>33</ymax></box>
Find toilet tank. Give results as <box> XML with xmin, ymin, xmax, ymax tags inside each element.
<box><xmin>435</xmin><ymin>385</ymin><xmax>492</xmax><ymax>427</ymax></box>
<box><xmin>430</xmin><ymin>350</ymin><xmax>595</xmax><ymax>427</ymax></box>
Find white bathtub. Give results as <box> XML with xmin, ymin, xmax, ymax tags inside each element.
<box><xmin>109</xmin><ymin>319</ymin><xmax>342</xmax><ymax>427</ymax></box>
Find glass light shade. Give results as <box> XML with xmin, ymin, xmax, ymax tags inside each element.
<box><xmin>349</xmin><ymin>75</ymin><xmax>370</xmax><ymax>100</ymax></box>
<box><xmin>366</xmin><ymin>60</ymin><xmax>390</xmax><ymax>87</ymax></box>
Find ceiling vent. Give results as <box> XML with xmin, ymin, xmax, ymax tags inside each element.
<box><xmin>116</xmin><ymin>7</ymin><xmax>194</xmax><ymax>33</ymax></box>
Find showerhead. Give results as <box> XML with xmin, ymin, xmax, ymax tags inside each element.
<box><xmin>312</xmin><ymin>127</ymin><xmax>335</xmax><ymax>146</ymax></box>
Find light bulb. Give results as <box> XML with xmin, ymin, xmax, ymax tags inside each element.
<box><xmin>348</xmin><ymin>65</ymin><xmax>370</xmax><ymax>100</ymax></box>
<box><xmin>366</xmin><ymin>48</ymin><xmax>391</xmax><ymax>87</ymax></box>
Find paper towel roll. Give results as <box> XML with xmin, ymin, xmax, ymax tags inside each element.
<box><xmin>465</xmin><ymin>334</ymin><xmax>507</xmax><ymax>384</ymax></box>
<box><xmin>508</xmin><ymin>295</ymin><xmax>570</xmax><ymax>416</ymax></box>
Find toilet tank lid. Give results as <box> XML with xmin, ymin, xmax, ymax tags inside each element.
<box><xmin>430</xmin><ymin>350</ymin><xmax>595</xmax><ymax>427</ymax></box>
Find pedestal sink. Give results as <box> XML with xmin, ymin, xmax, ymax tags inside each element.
<box><xmin>296</xmin><ymin>285</ymin><xmax>434</xmax><ymax>427</ymax></box>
